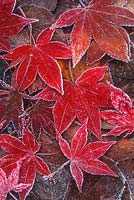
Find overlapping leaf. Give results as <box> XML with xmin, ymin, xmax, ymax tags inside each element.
<box><xmin>53</xmin><ymin>66</ymin><xmax>111</xmax><ymax>139</ymax></box>
<box><xmin>0</xmin><ymin>161</ymin><xmax>30</xmax><ymax>200</ymax></box>
<box><xmin>58</xmin><ymin>121</ymin><xmax>116</xmax><ymax>191</ymax></box>
<box><xmin>3</xmin><ymin>28</ymin><xmax>71</xmax><ymax>93</ymax></box>
<box><xmin>0</xmin><ymin>85</ymin><xmax>24</xmax><ymax>132</ymax></box>
<box><xmin>101</xmin><ymin>85</ymin><xmax>134</xmax><ymax>137</ymax></box>
<box><xmin>0</xmin><ymin>128</ymin><xmax>50</xmax><ymax>200</ymax></box>
<box><xmin>0</xmin><ymin>0</ymin><xmax>36</xmax><ymax>51</ymax></box>
<box><xmin>53</xmin><ymin>0</ymin><xmax>134</xmax><ymax>66</ymax></box>
<box><xmin>26</xmin><ymin>100</ymin><xmax>55</xmax><ymax>137</ymax></box>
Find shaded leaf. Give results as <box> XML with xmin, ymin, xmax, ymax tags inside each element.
<box><xmin>26</xmin><ymin>100</ymin><xmax>55</xmax><ymax>137</ymax></box>
<box><xmin>0</xmin><ymin>86</ymin><xmax>24</xmax><ymax>132</ymax></box>
<box><xmin>0</xmin><ymin>0</ymin><xmax>36</xmax><ymax>51</ymax></box>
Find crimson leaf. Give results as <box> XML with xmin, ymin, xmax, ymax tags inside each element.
<box><xmin>53</xmin><ymin>66</ymin><xmax>111</xmax><ymax>139</ymax></box>
<box><xmin>3</xmin><ymin>28</ymin><xmax>71</xmax><ymax>93</ymax></box>
<box><xmin>0</xmin><ymin>128</ymin><xmax>50</xmax><ymax>200</ymax></box>
<box><xmin>58</xmin><ymin>121</ymin><xmax>117</xmax><ymax>191</ymax></box>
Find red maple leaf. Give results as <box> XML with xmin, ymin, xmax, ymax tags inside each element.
<box><xmin>0</xmin><ymin>161</ymin><xmax>31</xmax><ymax>200</ymax></box>
<box><xmin>58</xmin><ymin>121</ymin><xmax>116</xmax><ymax>191</ymax></box>
<box><xmin>0</xmin><ymin>128</ymin><xmax>50</xmax><ymax>200</ymax></box>
<box><xmin>0</xmin><ymin>0</ymin><xmax>36</xmax><ymax>51</ymax></box>
<box><xmin>53</xmin><ymin>0</ymin><xmax>134</xmax><ymax>66</ymax></box>
<box><xmin>53</xmin><ymin>66</ymin><xmax>111</xmax><ymax>139</ymax></box>
<box><xmin>3</xmin><ymin>28</ymin><xmax>71</xmax><ymax>94</ymax></box>
<box><xmin>101</xmin><ymin>84</ymin><xmax>134</xmax><ymax>137</ymax></box>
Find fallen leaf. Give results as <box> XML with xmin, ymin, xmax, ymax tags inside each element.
<box><xmin>26</xmin><ymin>100</ymin><xmax>55</xmax><ymax>137</ymax></box>
<box><xmin>0</xmin><ymin>0</ymin><xmax>36</xmax><ymax>51</ymax></box>
<box><xmin>3</xmin><ymin>28</ymin><xmax>71</xmax><ymax>93</ymax></box>
<box><xmin>101</xmin><ymin>84</ymin><xmax>134</xmax><ymax>137</ymax></box>
<box><xmin>53</xmin><ymin>0</ymin><xmax>134</xmax><ymax>66</ymax></box>
<box><xmin>17</xmin><ymin>0</ymin><xmax>57</xmax><ymax>11</ymax></box>
<box><xmin>0</xmin><ymin>161</ymin><xmax>31</xmax><ymax>200</ymax></box>
<box><xmin>58</xmin><ymin>121</ymin><xmax>116</xmax><ymax>191</ymax></box>
<box><xmin>0</xmin><ymin>128</ymin><xmax>51</xmax><ymax>200</ymax></box>
<box><xmin>53</xmin><ymin>66</ymin><xmax>111</xmax><ymax>139</ymax></box>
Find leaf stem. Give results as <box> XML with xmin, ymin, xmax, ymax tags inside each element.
<box><xmin>17</xmin><ymin>6</ymin><xmax>36</xmax><ymax>46</ymax></box>
<box><xmin>36</xmin><ymin>151</ymin><xmax>60</xmax><ymax>156</ymax></box>
<box><xmin>104</xmin><ymin>156</ymin><xmax>133</xmax><ymax>200</ymax></box>
<box><xmin>79</xmin><ymin>0</ymin><xmax>86</xmax><ymax>8</ymax></box>
<box><xmin>9</xmin><ymin>192</ymin><xmax>18</xmax><ymax>200</ymax></box>
<box><xmin>43</xmin><ymin>160</ymin><xmax>70</xmax><ymax>180</ymax></box>
<box><xmin>68</xmin><ymin>60</ymin><xmax>75</xmax><ymax>84</ymax></box>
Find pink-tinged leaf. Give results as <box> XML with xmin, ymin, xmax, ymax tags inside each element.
<box><xmin>106</xmin><ymin>126</ymin><xmax>131</xmax><ymax>136</ymax></box>
<box><xmin>13</xmin><ymin>183</ymin><xmax>31</xmax><ymax>193</ymax></box>
<box><xmin>59</xmin><ymin>123</ymin><xmax>116</xmax><ymax>191</ymax></box>
<box><xmin>101</xmin><ymin>85</ymin><xmax>134</xmax><ymax>136</ymax></box>
<box><xmin>0</xmin><ymin>121</ymin><xmax>5</xmax><ymax>129</ymax></box>
<box><xmin>87</xmin><ymin>40</ymin><xmax>105</xmax><ymax>65</ymax></box>
<box><xmin>0</xmin><ymin>154</ymin><xmax>22</xmax><ymax>176</ymax></box>
<box><xmin>58</xmin><ymin>136</ymin><xmax>71</xmax><ymax>159</ymax></box>
<box><xmin>70</xmin><ymin>161</ymin><xmax>83</xmax><ymax>192</ymax></box>
<box><xmin>54</xmin><ymin>67</ymin><xmax>110</xmax><ymax>139</ymax></box>
<box><xmin>3</xmin><ymin>28</ymin><xmax>71</xmax><ymax>93</ymax></box>
<box><xmin>54</xmin><ymin>0</ymin><xmax>134</xmax><ymax>65</ymax></box>
<box><xmin>0</xmin><ymin>128</ymin><xmax>51</xmax><ymax>200</ymax></box>
<box><xmin>110</xmin><ymin>84</ymin><xmax>132</xmax><ymax>113</ymax></box>
<box><xmin>8</xmin><ymin>161</ymin><xmax>21</xmax><ymax>186</ymax></box>
<box><xmin>0</xmin><ymin>37</ymin><xmax>11</xmax><ymax>52</ymax></box>
<box><xmin>0</xmin><ymin>162</ymin><xmax>30</xmax><ymax>200</ymax></box>
<box><xmin>79</xmin><ymin>159</ymin><xmax>117</xmax><ymax>176</ymax></box>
